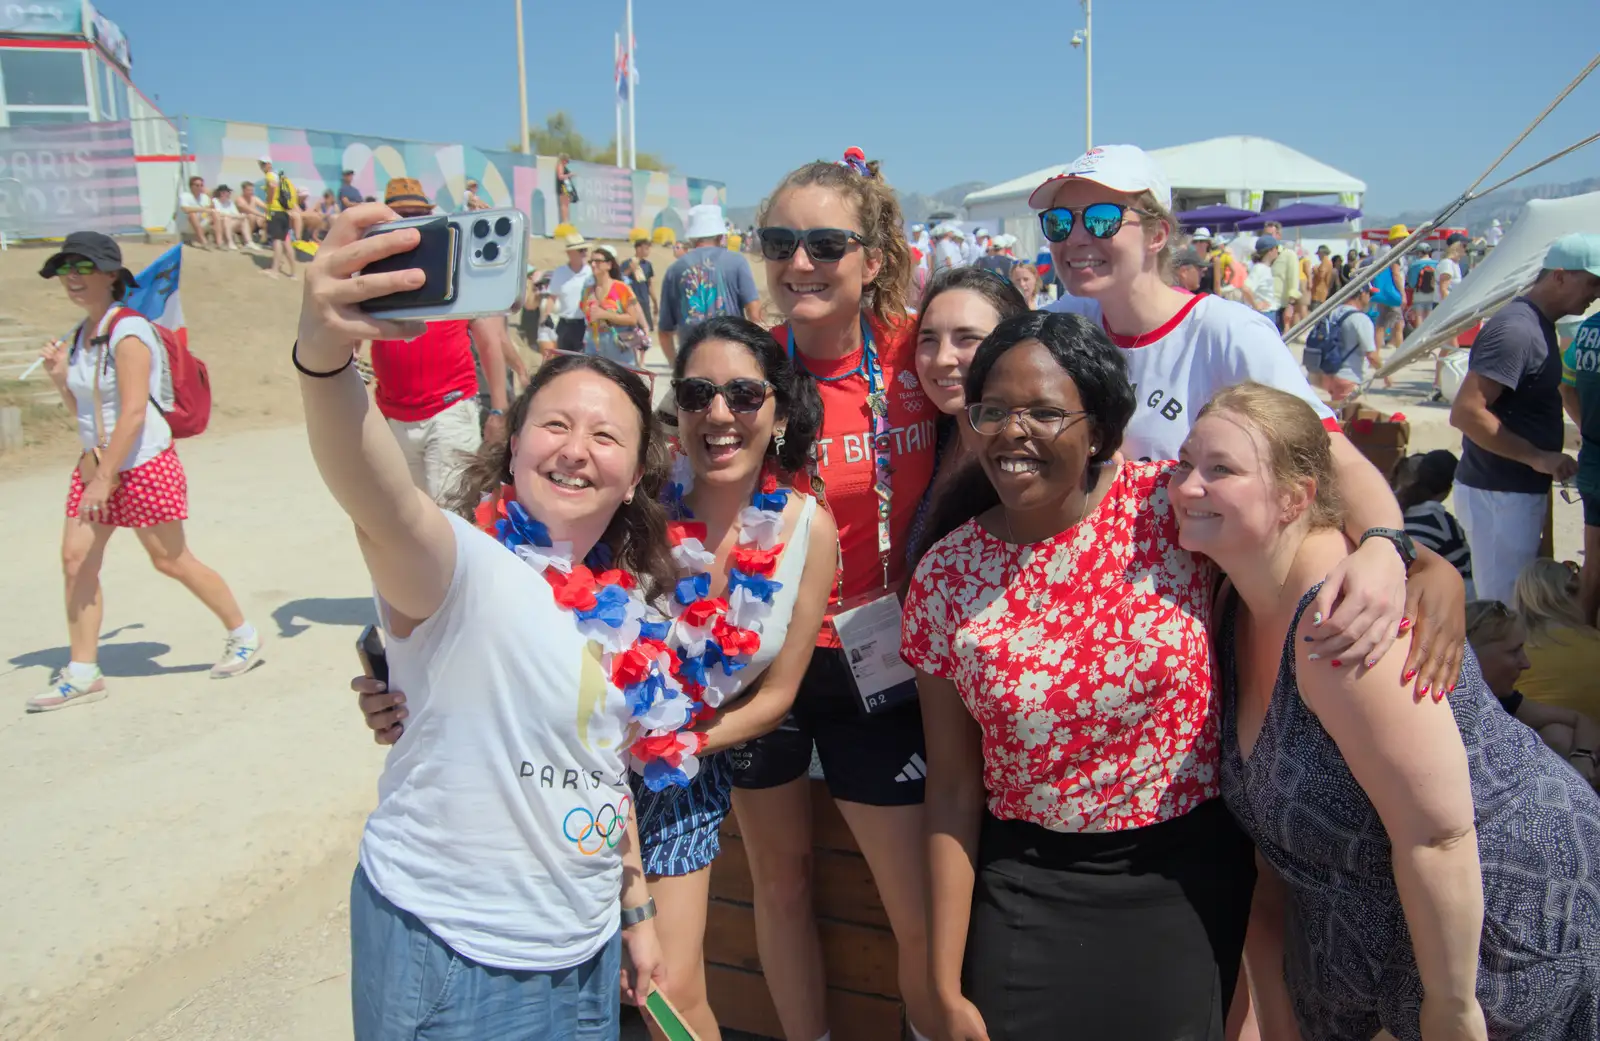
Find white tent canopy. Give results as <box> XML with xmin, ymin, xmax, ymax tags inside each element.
<box><xmin>961</xmin><ymin>136</ymin><xmax>1367</xmax><ymax>260</ymax></box>
<box><xmin>1375</xmin><ymin>191</ymin><xmax>1600</xmax><ymax>381</ymax></box>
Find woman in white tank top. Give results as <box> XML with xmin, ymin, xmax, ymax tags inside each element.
<box><xmin>356</xmin><ymin>316</ymin><xmax>837</xmax><ymax>1039</ymax></box>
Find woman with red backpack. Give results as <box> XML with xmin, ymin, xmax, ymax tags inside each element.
<box><xmin>29</xmin><ymin>232</ymin><xmax>264</xmax><ymax>712</ymax></box>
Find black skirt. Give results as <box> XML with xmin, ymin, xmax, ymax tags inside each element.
<box><xmin>963</xmin><ymin>799</ymin><xmax>1255</xmax><ymax>1041</ymax></box>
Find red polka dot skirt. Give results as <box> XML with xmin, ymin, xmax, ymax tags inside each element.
<box><xmin>66</xmin><ymin>447</ymin><xmax>189</xmax><ymax>528</ymax></box>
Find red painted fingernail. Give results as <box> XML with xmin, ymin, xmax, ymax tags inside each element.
<box><xmin>1398</xmin><ymin>617</ymin><xmax>1413</xmax><ymax>633</ymax></box>
<box><xmin>1402</xmin><ymin>668</ymin><xmax>1418</xmax><ymax>683</ymax></box>
<box><xmin>1420</xmin><ymin>685</ymin><xmax>1430</xmax><ymax>698</ymax></box>
<box><xmin>1433</xmin><ymin>688</ymin><xmax>1446</xmax><ymax>703</ymax></box>
<box><xmin>1330</xmin><ymin>660</ymin><xmax>1342</xmax><ymax>668</ymax></box>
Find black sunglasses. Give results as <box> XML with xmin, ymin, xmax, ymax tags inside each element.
<box><xmin>757</xmin><ymin>227</ymin><xmax>864</xmax><ymax>263</ymax></box>
<box><xmin>1038</xmin><ymin>202</ymin><xmax>1150</xmax><ymax>243</ymax></box>
<box><xmin>673</xmin><ymin>377</ymin><xmax>772</xmax><ymax>414</ymax></box>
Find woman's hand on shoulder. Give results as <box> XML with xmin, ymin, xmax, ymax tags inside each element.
<box><xmin>296</xmin><ymin>203</ymin><xmax>426</xmax><ymax>365</ymax></box>
<box><xmin>1397</xmin><ymin>546</ymin><xmax>1465</xmax><ymax>701</ymax></box>
<box><xmin>1305</xmin><ymin>537</ymin><xmax>1408</xmax><ymax>677</ymax></box>
<box><xmin>353</xmin><ymin>675</ymin><xmax>406</xmax><ymax>744</ymax></box>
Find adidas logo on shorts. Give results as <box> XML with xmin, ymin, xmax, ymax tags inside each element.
<box><xmin>895</xmin><ymin>753</ymin><xmax>927</xmax><ymax>783</ymax></box>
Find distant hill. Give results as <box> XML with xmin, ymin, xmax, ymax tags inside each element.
<box><xmin>725</xmin><ymin>179</ymin><xmax>990</xmax><ymax>231</ymax></box>
<box><xmin>1370</xmin><ymin>175</ymin><xmax>1600</xmax><ymax>234</ymax></box>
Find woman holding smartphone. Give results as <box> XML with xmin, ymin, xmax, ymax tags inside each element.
<box><xmin>356</xmin><ymin>314</ymin><xmax>838</xmax><ymax>1040</ymax></box>
<box><xmin>297</xmin><ymin>204</ymin><xmax>667</xmax><ymax>1040</ymax></box>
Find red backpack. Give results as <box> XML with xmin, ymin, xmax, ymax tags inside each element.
<box><xmin>85</xmin><ymin>306</ymin><xmax>211</xmax><ymax>438</ymax></box>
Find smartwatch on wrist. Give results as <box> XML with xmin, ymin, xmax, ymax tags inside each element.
<box><xmin>620</xmin><ymin>896</ymin><xmax>657</xmax><ymax>929</ymax></box>
<box><xmin>1359</xmin><ymin>527</ymin><xmax>1418</xmax><ymax>572</ymax></box>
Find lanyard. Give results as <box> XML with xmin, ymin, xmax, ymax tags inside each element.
<box><xmin>788</xmin><ymin>316</ymin><xmax>894</xmax><ymax>603</ymax></box>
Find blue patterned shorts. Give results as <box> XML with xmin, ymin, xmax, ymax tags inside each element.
<box><xmin>631</xmin><ymin>751</ymin><xmax>733</xmax><ymax>877</ymax></box>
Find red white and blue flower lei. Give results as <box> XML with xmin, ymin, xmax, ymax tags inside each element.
<box><xmin>474</xmin><ymin>487</ymin><xmax>705</xmax><ymax>791</ymax></box>
<box><xmin>662</xmin><ymin>451</ymin><xmax>790</xmax><ymax>714</ymax></box>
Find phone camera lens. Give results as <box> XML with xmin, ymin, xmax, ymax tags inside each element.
<box><xmin>494</xmin><ymin>216</ymin><xmax>512</xmax><ymax>237</ymax></box>
<box><xmin>473</xmin><ymin>219</ymin><xmax>490</xmax><ymax>239</ymax></box>
<box><xmin>481</xmin><ymin>241</ymin><xmax>500</xmax><ymax>262</ymax></box>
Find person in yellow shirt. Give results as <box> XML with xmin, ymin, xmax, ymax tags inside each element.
<box><xmin>258</xmin><ymin>154</ymin><xmax>298</xmax><ymax>279</ymax></box>
<box><xmin>1512</xmin><ymin>558</ymin><xmax>1600</xmax><ymax>723</ymax></box>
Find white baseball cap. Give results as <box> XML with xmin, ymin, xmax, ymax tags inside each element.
<box><xmin>1027</xmin><ymin>144</ymin><xmax>1173</xmax><ymax>211</ymax></box>
<box><xmin>685</xmin><ymin>204</ymin><xmax>725</xmax><ymax>240</ymax></box>
<box><xmin>1192</xmin><ymin>227</ymin><xmax>1213</xmax><ymax>240</ymax></box>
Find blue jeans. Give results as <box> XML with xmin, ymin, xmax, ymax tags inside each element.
<box><xmin>349</xmin><ymin>865</ymin><xmax>621</xmax><ymax>1040</ymax></box>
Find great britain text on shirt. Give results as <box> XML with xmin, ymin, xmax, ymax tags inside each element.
<box><xmin>815</xmin><ymin>418</ymin><xmax>939</xmax><ymax>467</ymax></box>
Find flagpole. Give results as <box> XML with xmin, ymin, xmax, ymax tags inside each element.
<box><xmin>614</xmin><ymin>32</ymin><xmax>623</xmax><ymax>167</ymax></box>
<box><xmin>514</xmin><ymin>0</ymin><xmax>530</xmax><ymax>154</ymax></box>
<box><xmin>625</xmin><ymin>0</ymin><xmax>636</xmax><ymax>170</ymax></box>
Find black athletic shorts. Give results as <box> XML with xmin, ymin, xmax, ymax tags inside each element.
<box><xmin>267</xmin><ymin>211</ymin><xmax>291</xmax><ymax>242</ymax></box>
<box><xmin>727</xmin><ymin>647</ymin><xmax>926</xmax><ymax>806</ymax></box>
<box><xmin>1584</xmin><ymin>490</ymin><xmax>1600</xmax><ymax>528</ymax></box>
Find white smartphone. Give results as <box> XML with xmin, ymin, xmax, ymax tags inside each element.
<box><xmin>360</xmin><ymin>207</ymin><xmax>527</xmax><ymax>322</ymax></box>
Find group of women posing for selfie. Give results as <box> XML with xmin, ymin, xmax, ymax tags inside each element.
<box><xmin>297</xmin><ymin>142</ymin><xmax>1600</xmax><ymax>1041</ymax></box>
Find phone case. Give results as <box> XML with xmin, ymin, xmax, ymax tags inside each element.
<box><xmin>358</xmin><ymin>216</ymin><xmax>456</xmax><ymax>313</ymax></box>
<box><xmin>363</xmin><ymin>208</ymin><xmax>528</xmax><ymax>322</ymax></box>
<box><xmin>357</xmin><ymin>625</ymin><xmax>389</xmax><ymax>686</ymax></box>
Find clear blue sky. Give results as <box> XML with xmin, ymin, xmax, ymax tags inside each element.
<box><xmin>113</xmin><ymin>0</ymin><xmax>1600</xmax><ymax>212</ymax></box>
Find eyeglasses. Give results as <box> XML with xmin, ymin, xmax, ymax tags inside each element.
<box><xmin>673</xmin><ymin>377</ymin><xmax>773</xmax><ymax>414</ymax></box>
<box><xmin>1559</xmin><ymin>482</ymin><xmax>1581</xmax><ymax>505</ymax></box>
<box><xmin>1037</xmin><ymin>202</ymin><xmax>1150</xmax><ymax>243</ymax></box>
<box><xmin>966</xmin><ymin>403</ymin><xmax>1089</xmax><ymax>438</ymax></box>
<box><xmin>757</xmin><ymin>227</ymin><xmax>865</xmax><ymax>263</ymax></box>
<box><xmin>54</xmin><ymin>260</ymin><xmax>98</xmax><ymax>276</ymax></box>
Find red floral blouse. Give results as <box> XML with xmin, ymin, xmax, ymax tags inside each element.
<box><xmin>901</xmin><ymin>460</ymin><xmax>1219</xmax><ymax>832</ymax></box>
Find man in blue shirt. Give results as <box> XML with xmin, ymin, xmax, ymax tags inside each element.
<box><xmin>656</xmin><ymin>203</ymin><xmax>761</xmax><ymax>364</ymax></box>
<box><xmin>1451</xmin><ymin>233</ymin><xmax>1600</xmax><ymax>602</ymax></box>
<box><xmin>337</xmin><ymin>170</ymin><xmax>363</xmax><ymax>211</ymax></box>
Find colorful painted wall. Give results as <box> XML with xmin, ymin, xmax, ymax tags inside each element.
<box><xmin>181</xmin><ymin>116</ymin><xmax>725</xmax><ymax>240</ymax></box>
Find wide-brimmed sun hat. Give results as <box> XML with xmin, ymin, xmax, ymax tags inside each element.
<box><xmin>383</xmin><ymin>177</ymin><xmax>433</xmax><ymax>213</ymax></box>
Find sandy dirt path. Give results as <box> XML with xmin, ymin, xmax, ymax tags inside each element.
<box><xmin>0</xmin><ymin>425</ymin><xmax>387</xmax><ymax>1040</ymax></box>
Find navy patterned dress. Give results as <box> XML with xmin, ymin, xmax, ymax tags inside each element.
<box><xmin>1218</xmin><ymin>586</ymin><xmax>1600</xmax><ymax>1041</ymax></box>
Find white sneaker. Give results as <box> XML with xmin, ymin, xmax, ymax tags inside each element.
<box><xmin>28</xmin><ymin>669</ymin><xmax>108</xmax><ymax>712</ymax></box>
<box><xmin>212</xmin><ymin>632</ymin><xmax>265</xmax><ymax>678</ymax></box>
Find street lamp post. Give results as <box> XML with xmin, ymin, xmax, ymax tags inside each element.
<box><xmin>1071</xmin><ymin>0</ymin><xmax>1092</xmax><ymax>152</ymax></box>
<box><xmin>514</xmin><ymin>0</ymin><xmax>530</xmax><ymax>154</ymax></box>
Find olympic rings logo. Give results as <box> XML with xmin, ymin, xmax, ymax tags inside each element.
<box><xmin>562</xmin><ymin>795</ymin><xmax>632</xmax><ymax>856</ymax></box>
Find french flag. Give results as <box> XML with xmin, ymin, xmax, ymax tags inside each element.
<box><xmin>122</xmin><ymin>245</ymin><xmax>186</xmax><ymax>350</ymax></box>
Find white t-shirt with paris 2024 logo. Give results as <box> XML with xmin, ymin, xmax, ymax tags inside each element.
<box><xmin>359</xmin><ymin>512</ymin><xmax>638</xmax><ymax>971</ymax></box>
<box><xmin>1044</xmin><ymin>292</ymin><xmax>1339</xmax><ymax>461</ymax></box>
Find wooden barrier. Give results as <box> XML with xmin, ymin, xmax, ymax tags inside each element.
<box><xmin>705</xmin><ymin>779</ymin><xmax>905</xmax><ymax>1041</ymax></box>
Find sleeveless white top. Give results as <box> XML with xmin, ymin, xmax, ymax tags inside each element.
<box><xmin>360</xmin><ymin>513</ymin><xmax>636</xmax><ymax>972</ymax></box>
<box><xmin>700</xmin><ymin>493</ymin><xmax>817</xmax><ymax>699</ymax></box>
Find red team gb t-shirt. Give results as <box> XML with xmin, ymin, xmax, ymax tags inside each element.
<box><xmin>777</xmin><ymin>316</ymin><xmax>938</xmax><ymax>646</ymax></box>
